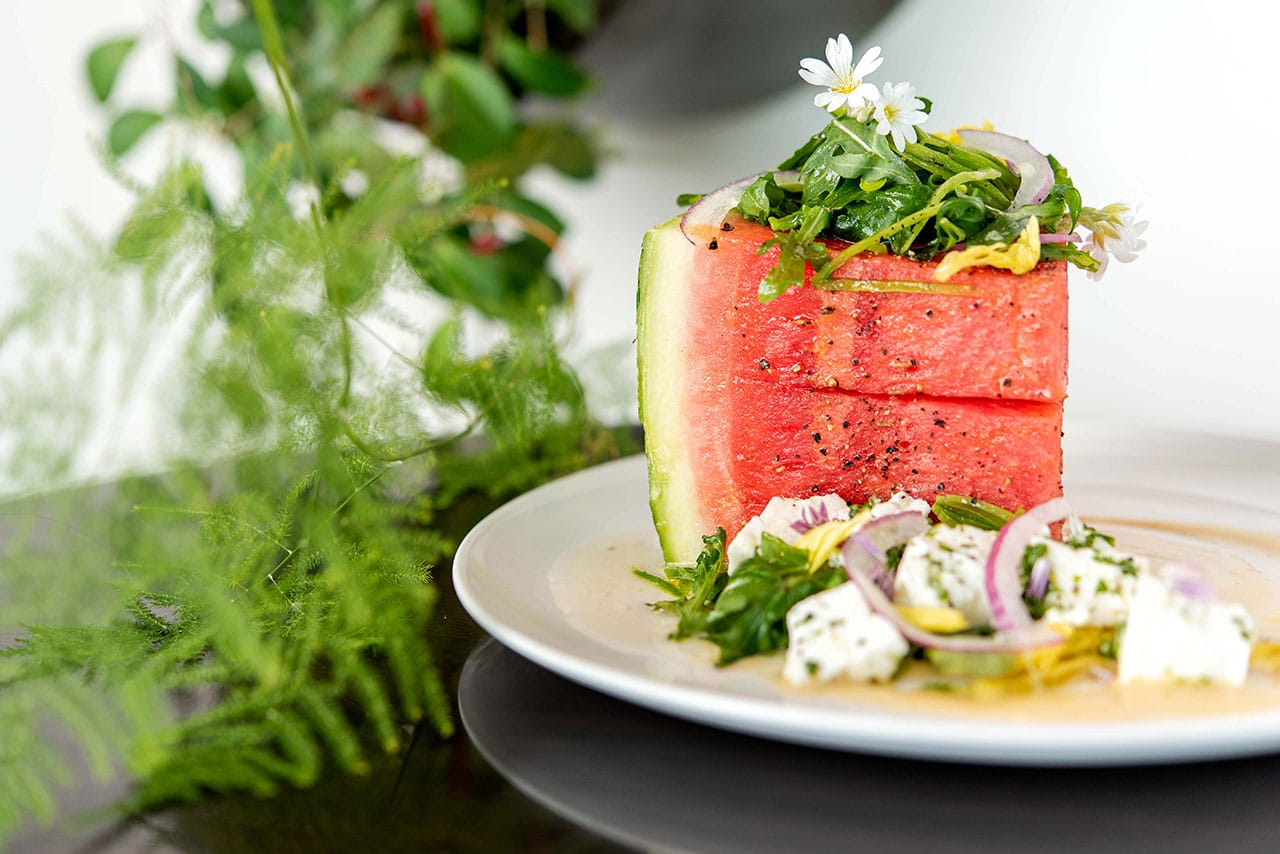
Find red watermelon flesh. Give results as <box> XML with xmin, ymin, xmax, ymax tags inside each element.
<box><xmin>638</xmin><ymin>215</ymin><xmax>1068</xmax><ymax>564</ymax></box>
<box><xmin>706</xmin><ymin>218</ymin><xmax>1068</xmax><ymax>401</ymax></box>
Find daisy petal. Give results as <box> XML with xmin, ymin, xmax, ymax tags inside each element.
<box><xmin>798</xmin><ymin>59</ymin><xmax>835</xmax><ymax>87</ymax></box>
<box><xmin>853</xmin><ymin>81</ymin><xmax>880</xmax><ymax>103</ymax></box>
<box><xmin>829</xmin><ymin>33</ymin><xmax>853</xmax><ymax>71</ymax></box>
<box><xmin>852</xmin><ymin>45</ymin><xmax>883</xmax><ymax>79</ymax></box>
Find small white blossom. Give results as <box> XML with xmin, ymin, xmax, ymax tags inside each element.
<box><xmin>1082</xmin><ymin>203</ymin><xmax>1148</xmax><ymax>280</ymax></box>
<box><xmin>798</xmin><ymin>34</ymin><xmax>883</xmax><ymax>115</ymax></box>
<box><xmin>419</xmin><ymin>149</ymin><xmax>466</xmax><ymax>203</ymax></box>
<box><xmin>872</xmin><ymin>81</ymin><xmax>928</xmax><ymax>151</ymax></box>
<box><xmin>285</xmin><ymin>181</ymin><xmax>320</xmax><ymax>221</ymax></box>
<box><xmin>340</xmin><ymin>169</ymin><xmax>370</xmax><ymax>198</ymax></box>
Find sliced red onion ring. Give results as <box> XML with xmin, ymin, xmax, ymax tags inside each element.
<box><xmin>956</xmin><ymin>129</ymin><xmax>1053</xmax><ymax>211</ymax></box>
<box><xmin>790</xmin><ymin>502</ymin><xmax>833</xmax><ymax>534</ymax></box>
<box><xmin>845</xmin><ymin>563</ymin><xmax>1064</xmax><ymax>653</ymax></box>
<box><xmin>842</xmin><ymin>511</ymin><xmax>929</xmax><ymax>597</ymax></box>
<box><xmin>985</xmin><ymin>497</ymin><xmax>1073</xmax><ymax>633</ymax></box>
<box><xmin>840</xmin><ymin>511</ymin><xmax>1064</xmax><ymax>653</ymax></box>
<box><xmin>679</xmin><ymin>170</ymin><xmax>803</xmax><ymax>245</ymax></box>
<box><xmin>1040</xmin><ymin>231</ymin><xmax>1080</xmax><ymax>244</ymax></box>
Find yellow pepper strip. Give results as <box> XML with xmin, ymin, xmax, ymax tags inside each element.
<box><xmin>794</xmin><ymin>510</ymin><xmax>870</xmax><ymax>574</ymax></box>
<box><xmin>896</xmin><ymin>605</ymin><xmax>969</xmax><ymax>634</ymax></box>
<box><xmin>1250</xmin><ymin>640</ymin><xmax>1280</xmax><ymax>672</ymax></box>
<box><xmin>937</xmin><ymin>119</ymin><xmax>996</xmax><ymax>145</ymax></box>
<box><xmin>969</xmin><ymin>625</ymin><xmax>1117</xmax><ymax>697</ymax></box>
<box><xmin>933</xmin><ymin>215</ymin><xmax>1041</xmax><ymax>282</ymax></box>
<box><xmin>972</xmin><ymin>654</ymin><xmax>1112</xmax><ymax>698</ymax></box>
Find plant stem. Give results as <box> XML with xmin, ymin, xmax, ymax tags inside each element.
<box><xmin>899</xmin><ymin>168</ymin><xmax>1000</xmax><ymax>252</ymax></box>
<box><xmin>249</xmin><ymin>0</ymin><xmax>320</xmax><ymax>197</ymax></box>
<box><xmin>817</xmin><ymin>203</ymin><xmax>945</xmax><ymax>279</ymax></box>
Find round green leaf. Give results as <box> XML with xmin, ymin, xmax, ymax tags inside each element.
<box><xmin>108</xmin><ymin>110</ymin><xmax>163</xmax><ymax>157</ymax></box>
<box><xmin>497</xmin><ymin>33</ymin><xmax>589</xmax><ymax>97</ymax></box>
<box><xmin>545</xmin><ymin>0</ymin><xmax>597</xmax><ymax>33</ymax></box>
<box><xmin>420</xmin><ymin>53</ymin><xmax>516</xmax><ymax>163</ymax></box>
<box><xmin>86</xmin><ymin>37</ymin><xmax>137</xmax><ymax>103</ymax></box>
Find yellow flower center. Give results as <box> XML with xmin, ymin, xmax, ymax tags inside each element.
<box><xmin>833</xmin><ymin>71</ymin><xmax>861</xmax><ymax>94</ymax></box>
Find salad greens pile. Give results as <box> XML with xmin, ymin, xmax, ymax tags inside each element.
<box><xmin>681</xmin><ymin>32</ymin><xmax>1147</xmax><ymax>303</ymax></box>
<box><xmin>637</xmin><ymin>494</ymin><xmax>1004</xmax><ymax>667</ymax></box>
<box><xmin>739</xmin><ymin>120</ymin><xmax>1094</xmax><ymax>303</ymax></box>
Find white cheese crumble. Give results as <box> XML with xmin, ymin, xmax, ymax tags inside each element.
<box><xmin>1118</xmin><ymin>570</ymin><xmax>1255</xmax><ymax>686</ymax></box>
<box><xmin>727</xmin><ymin>494</ymin><xmax>849</xmax><ymax>573</ymax></box>
<box><xmin>869</xmin><ymin>491</ymin><xmax>932</xmax><ymax>519</ymax></box>
<box><xmin>893</xmin><ymin>524</ymin><xmax>995</xmax><ymax>628</ymax></box>
<box><xmin>782</xmin><ymin>583</ymin><xmax>909</xmax><ymax>685</ymax></box>
<box><xmin>1036</xmin><ymin>538</ymin><xmax>1145</xmax><ymax>626</ymax></box>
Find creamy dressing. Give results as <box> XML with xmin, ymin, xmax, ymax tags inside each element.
<box><xmin>548</xmin><ymin>516</ymin><xmax>1280</xmax><ymax>722</ymax></box>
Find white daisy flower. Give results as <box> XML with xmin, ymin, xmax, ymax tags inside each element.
<box><xmin>1082</xmin><ymin>203</ymin><xmax>1148</xmax><ymax>280</ymax></box>
<box><xmin>872</xmin><ymin>81</ymin><xmax>928</xmax><ymax>151</ymax></box>
<box><xmin>798</xmin><ymin>34</ymin><xmax>883</xmax><ymax>115</ymax></box>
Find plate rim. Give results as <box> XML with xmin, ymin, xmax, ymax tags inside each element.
<box><xmin>453</xmin><ymin>449</ymin><xmax>1280</xmax><ymax>766</ymax></box>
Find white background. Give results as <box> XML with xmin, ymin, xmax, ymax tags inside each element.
<box><xmin>2</xmin><ymin>0</ymin><xmax>1278</xmax><ymax>489</ymax></box>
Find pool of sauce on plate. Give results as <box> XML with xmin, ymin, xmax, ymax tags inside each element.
<box><xmin>548</xmin><ymin>519</ymin><xmax>1280</xmax><ymax>722</ymax></box>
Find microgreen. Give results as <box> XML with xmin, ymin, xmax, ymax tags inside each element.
<box><xmin>684</xmin><ymin>34</ymin><xmax>1146</xmax><ymax>301</ymax></box>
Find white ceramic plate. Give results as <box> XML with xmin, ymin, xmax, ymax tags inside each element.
<box><xmin>454</xmin><ymin>427</ymin><xmax>1280</xmax><ymax>765</ymax></box>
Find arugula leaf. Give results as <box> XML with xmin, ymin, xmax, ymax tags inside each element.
<box><xmin>703</xmin><ymin>535</ymin><xmax>845</xmax><ymax>664</ymax></box>
<box><xmin>824</xmin><ymin>119</ymin><xmax>917</xmax><ymax>186</ymax></box>
<box><xmin>756</xmin><ymin>209</ymin><xmax>830</xmax><ymax>302</ymax></box>
<box><xmin>831</xmin><ymin>183</ymin><xmax>932</xmax><ymax>246</ymax></box>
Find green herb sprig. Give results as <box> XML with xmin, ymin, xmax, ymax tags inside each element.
<box><xmin>637</xmin><ymin>531</ymin><xmax>845</xmax><ymax>665</ymax></box>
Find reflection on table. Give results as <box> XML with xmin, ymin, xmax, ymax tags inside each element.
<box><xmin>462</xmin><ymin>637</ymin><xmax>1280</xmax><ymax>853</ymax></box>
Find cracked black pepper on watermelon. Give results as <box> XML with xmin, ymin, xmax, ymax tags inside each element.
<box><xmin>637</xmin><ymin>214</ymin><xmax>1067</xmax><ymax>565</ymax></box>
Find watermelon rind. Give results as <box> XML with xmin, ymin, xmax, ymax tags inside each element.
<box><xmin>637</xmin><ymin>216</ymin><xmax>704</xmax><ymax>563</ymax></box>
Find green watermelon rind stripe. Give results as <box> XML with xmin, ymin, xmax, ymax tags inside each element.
<box><xmin>637</xmin><ymin>216</ymin><xmax>704</xmax><ymax>563</ymax></box>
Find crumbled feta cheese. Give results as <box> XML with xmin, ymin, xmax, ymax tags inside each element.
<box><xmin>1118</xmin><ymin>570</ymin><xmax>1255</xmax><ymax>686</ymax></box>
<box><xmin>727</xmin><ymin>494</ymin><xmax>849</xmax><ymax>573</ymax></box>
<box><xmin>1037</xmin><ymin>539</ymin><xmax>1145</xmax><ymax>626</ymax></box>
<box><xmin>893</xmin><ymin>524</ymin><xmax>995</xmax><ymax>627</ymax></box>
<box><xmin>869</xmin><ymin>491</ymin><xmax>932</xmax><ymax>519</ymax></box>
<box><xmin>782</xmin><ymin>583</ymin><xmax>908</xmax><ymax>685</ymax></box>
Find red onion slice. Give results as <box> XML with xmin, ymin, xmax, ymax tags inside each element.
<box><xmin>842</xmin><ymin>511</ymin><xmax>930</xmax><ymax>597</ymax></box>
<box><xmin>679</xmin><ymin>170</ymin><xmax>803</xmax><ymax>245</ymax></box>
<box><xmin>956</xmin><ymin>129</ymin><xmax>1053</xmax><ymax>211</ymax></box>
<box><xmin>1025</xmin><ymin>554</ymin><xmax>1052</xmax><ymax>601</ymax></box>
<box><xmin>845</xmin><ymin>564</ymin><xmax>1064</xmax><ymax>653</ymax></box>
<box><xmin>1040</xmin><ymin>231</ymin><xmax>1080</xmax><ymax>244</ymax></box>
<box><xmin>841</xmin><ymin>513</ymin><xmax>1064</xmax><ymax>653</ymax></box>
<box><xmin>985</xmin><ymin>497</ymin><xmax>1073</xmax><ymax>633</ymax></box>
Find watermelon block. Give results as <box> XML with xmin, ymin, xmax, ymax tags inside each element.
<box><xmin>700</xmin><ymin>218</ymin><xmax>1068</xmax><ymax>401</ymax></box>
<box><xmin>639</xmin><ymin>215</ymin><xmax>1068</xmax><ymax>563</ymax></box>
